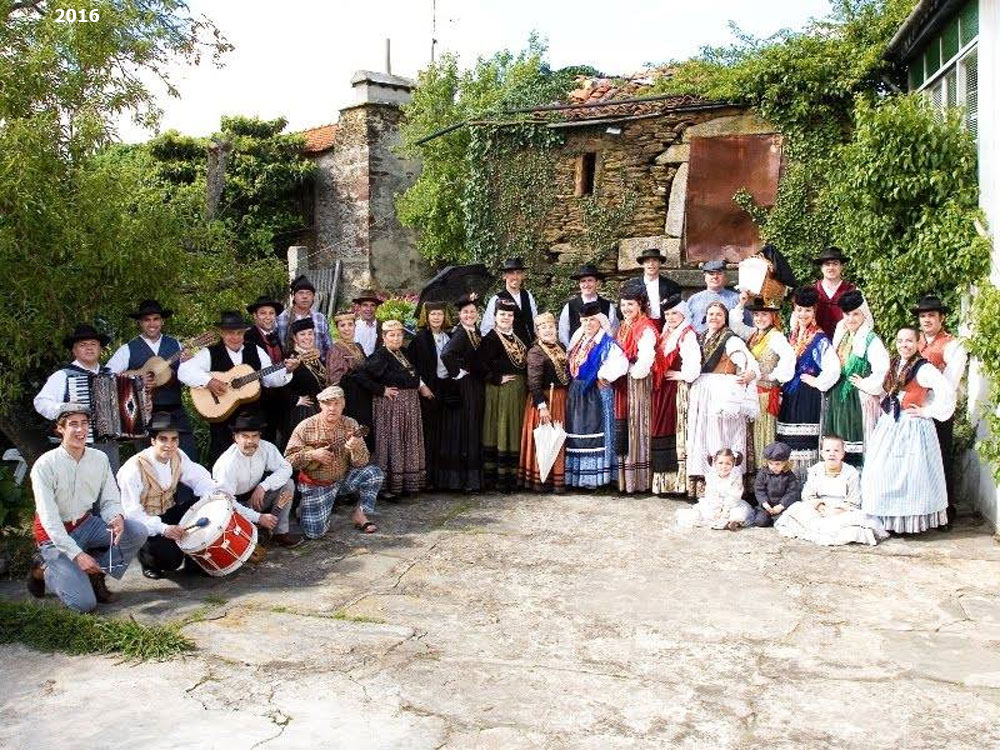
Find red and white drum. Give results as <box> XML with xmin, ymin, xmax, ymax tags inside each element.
<box><xmin>178</xmin><ymin>493</ymin><xmax>258</xmax><ymax>577</ymax></box>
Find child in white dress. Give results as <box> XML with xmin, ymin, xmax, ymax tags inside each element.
<box><xmin>676</xmin><ymin>449</ymin><xmax>753</xmax><ymax>530</ymax></box>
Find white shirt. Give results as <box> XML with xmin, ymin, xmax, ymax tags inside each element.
<box><xmin>480</xmin><ymin>287</ymin><xmax>539</xmax><ymax>337</ymax></box>
<box><xmin>33</xmin><ymin>360</ymin><xmax>101</xmax><ymax>421</ymax></box>
<box><xmin>106</xmin><ymin>335</ymin><xmax>162</xmax><ymax>374</ymax></box>
<box><xmin>644</xmin><ymin>276</ymin><xmax>662</xmax><ymax>320</ymax></box>
<box><xmin>660</xmin><ymin>327</ymin><xmax>702</xmax><ymax>384</ymax></box>
<box><xmin>118</xmin><ymin>447</ymin><xmax>254</xmax><ymax>534</ymax></box>
<box><xmin>727</xmin><ymin>308</ymin><xmax>796</xmax><ymax>384</ymax></box>
<box><xmin>212</xmin><ymin>441</ymin><xmax>293</xmax><ymax>496</ymax></box>
<box><xmin>31</xmin><ymin>446</ymin><xmax>123</xmax><ymax>559</ymax></box>
<box><xmin>629</xmin><ymin>327</ymin><xmax>658</xmax><ymax>379</ymax></box>
<box><xmin>557</xmin><ymin>296</ymin><xmax>619</xmax><ymax>347</ymax></box>
<box><xmin>355</xmin><ymin>318</ymin><xmax>378</xmax><ymax>356</ymax></box>
<box><xmin>431</xmin><ymin>331</ymin><xmax>450</xmax><ymax>379</ymax></box>
<box><xmin>891</xmin><ymin>360</ymin><xmax>956</xmax><ymax>422</ymax></box>
<box><xmin>177</xmin><ymin>346</ymin><xmax>292</xmax><ymax>388</ymax></box>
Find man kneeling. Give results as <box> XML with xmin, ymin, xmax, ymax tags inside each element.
<box><xmin>28</xmin><ymin>404</ymin><xmax>147</xmax><ymax>612</ymax></box>
<box><xmin>284</xmin><ymin>386</ymin><xmax>383</xmax><ymax>537</ymax></box>
<box><xmin>213</xmin><ymin>412</ymin><xmax>301</xmax><ymax>547</ymax></box>
<box><xmin>118</xmin><ymin>412</ymin><xmax>276</xmax><ymax>578</ymax></box>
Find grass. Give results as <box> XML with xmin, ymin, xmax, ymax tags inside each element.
<box><xmin>0</xmin><ymin>600</ymin><xmax>194</xmax><ymax>661</ymax></box>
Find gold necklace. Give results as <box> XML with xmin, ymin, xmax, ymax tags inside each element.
<box><xmin>497</xmin><ymin>329</ymin><xmax>526</xmax><ymax>368</ymax></box>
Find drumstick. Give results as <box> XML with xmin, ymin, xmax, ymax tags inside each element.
<box><xmin>184</xmin><ymin>517</ymin><xmax>211</xmax><ymax>531</ymax></box>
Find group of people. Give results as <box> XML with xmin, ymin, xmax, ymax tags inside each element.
<box><xmin>26</xmin><ymin>245</ymin><xmax>966</xmax><ymax>613</ymax></box>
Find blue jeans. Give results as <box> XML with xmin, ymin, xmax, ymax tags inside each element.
<box><xmin>39</xmin><ymin>515</ymin><xmax>147</xmax><ymax>612</ymax></box>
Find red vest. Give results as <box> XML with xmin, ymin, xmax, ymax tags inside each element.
<box><xmin>900</xmin><ymin>373</ymin><xmax>929</xmax><ymax>411</ymax></box>
<box><xmin>918</xmin><ymin>332</ymin><xmax>953</xmax><ymax>372</ymax></box>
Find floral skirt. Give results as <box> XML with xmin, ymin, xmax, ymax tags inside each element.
<box><xmin>373</xmin><ymin>389</ymin><xmax>426</xmax><ymax>494</ymax></box>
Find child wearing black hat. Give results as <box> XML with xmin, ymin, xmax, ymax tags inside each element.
<box><xmin>751</xmin><ymin>441</ymin><xmax>801</xmax><ymax>527</ymax></box>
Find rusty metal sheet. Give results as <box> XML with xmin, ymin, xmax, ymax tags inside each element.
<box><xmin>684</xmin><ymin>134</ymin><xmax>783</xmax><ymax>264</ymax></box>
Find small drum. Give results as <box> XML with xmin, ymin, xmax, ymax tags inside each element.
<box><xmin>177</xmin><ymin>493</ymin><xmax>258</xmax><ymax>577</ymax></box>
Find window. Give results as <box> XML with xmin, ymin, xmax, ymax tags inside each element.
<box><xmin>575</xmin><ymin>152</ymin><xmax>596</xmax><ymax>197</ymax></box>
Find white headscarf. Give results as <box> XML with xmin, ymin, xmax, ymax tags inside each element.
<box><xmin>661</xmin><ymin>298</ymin><xmax>693</xmax><ymax>355</ymax></box>
<box><xmin>568</xmin><ymin>312</ymin><xmax>611</xmax><ymax>351</ymax></box>
<box><xmin>831</xmin><ymin>299</ymin><xmax>876</xmax><ymax>356</ymax></box>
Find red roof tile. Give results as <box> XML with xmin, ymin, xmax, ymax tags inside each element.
<box><xmin>299</xmin><ymin>123</ymin><xmax>337</xmax><ymax>154</ymax></box>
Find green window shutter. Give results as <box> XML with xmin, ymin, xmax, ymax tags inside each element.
<box><xmin>909</xmin><ymin>59</ymin><xmax>924</xmax><ymax>90</ymax></box>
<box><xmin>942</xmin><ymin>16</ymin><xmax>960</xmax><ymax>60</ymax></box>
<box><xmin>924</xmin><ymin>39</ymin><xmax>942</xmax><ymax>77</ymax></box>
<box><xmin>960</xmin><ymin>0</ymin><xmax>979</xmax><ymax>46</ymax></box>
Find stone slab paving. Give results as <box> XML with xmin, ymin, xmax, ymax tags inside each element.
<box><xmin>2</xmin><ymin>493</ymin><xmax>1000</xmax><ymax>749</ymax></box>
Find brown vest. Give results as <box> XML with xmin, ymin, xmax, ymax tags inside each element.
<box><xmin>918</xmin><ymin>332</ymin><xmax>953</xmax><ymax>372</ymax></box>
<box><xmin>900</xmin><ymin>375</ymin><xmax>930</xmax><ymax>411</ymax></box>
<box><xmin>137</xmin><ymin>453</ymin><xmax>182</xmax><ymax>517</ymax></box>
<box><xmin>711</xmin><ymin>353</ymin><xmax>738</xmax><ymax>375</ymax></box>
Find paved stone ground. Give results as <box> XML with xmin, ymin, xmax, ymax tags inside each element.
<box><xmin>2</xmin><ymin>492</ymin><xmax>1000</xmax><ymax>749</ymax></box>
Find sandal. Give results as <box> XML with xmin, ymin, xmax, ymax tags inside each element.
<box><xmin>354</xmin><ymin>521</ymin><xmax>378</xmax><ymax>534</ymax></box>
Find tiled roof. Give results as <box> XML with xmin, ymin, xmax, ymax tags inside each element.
<box><xmin>299</xmin><ymin>123</ymin><xmax>337</xmax><ymax>154</ymax></box>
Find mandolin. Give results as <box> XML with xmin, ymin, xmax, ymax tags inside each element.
<box><xmin>190</xmin><ymin>350</ymin><xmax>321</xmax><ymax>422</ymax></box>
<box><xmin>303</xmin><ymin>425</ymin><xmax>370</xmax><ymax>472</ymax></box>
<box><xmin>124</xmin><ymin>332</ymin><xmax>218</xmax><ymax>388</ymax></box>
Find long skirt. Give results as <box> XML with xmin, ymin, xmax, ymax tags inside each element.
<box><xmin>419</xmin><ymin>379</ymin><xmax>452</xmax><ymax>489</ymax></box>
<box><xmin>776</xmin><ymin>382</ymin><xmax>823</xmax><ymax>479</ymax></box>
<box><xmin>373</xmin><ymin>388</ymin><xmax>426</xmax><ymax>494</ymax></box>
<box><xmin>651</xmin><ymin>381</ymin><xmax>694</xmax><ymax>496</ymax></box>
<box><xmin>518</xmin><ymin>386</ymin><xmax>567</xmax><ymax>492</ymax></box>
<box><xmin>750</xmin><ymin>385</ymin><xmax>781</xmax><ymax>470</ymax></box>
<box><xmin>822</xmin><ymin>383</ymin><xmax>881</xmax><ymax>468</ymax></box>
<box><xmin>861</xmin><ymin>413</ymin><xmax>949</xmax><ymax>533</ymax></box>
<box><xmin>775</xmin><ymin>500</ymin><xmax>887</xmax><ymax>546</ymax></box>
<box><xmin>615</xmin><ymin>374</ymin><xmax>653</xmax><ymax>493</ymax></box>
<box><xmin>341</xmin><ymin>371</ymin><xmax>375</xmax><ymax>452</ymax></box>
<box><xmin>482</xmin><ymin>375</ymin><xmax>527</xmax><ymax>492</ymax></box>
<box><xmin>565</xmin><ymin>381</ymin><xmax>616</xmax><ymax>488</ymax></box>
<box><xmin>686</xmin><ymin>374</ymin><xmax>748</xmax><ymax>480</ymax></box>
<box><xmin>438</xmin><ymin>376</ymin><xmax>485</xmax><ymax>491</ymax></box>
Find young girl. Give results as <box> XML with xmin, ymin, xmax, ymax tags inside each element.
<box><xmin>751</xmin><ymin>441</ymin><xmax>800</xmax><ymax>527</ymax></box>
<box><xmin>676</xmin><ymin>449</ymin><xmax>753</xmax><ymax>530</ymax></box>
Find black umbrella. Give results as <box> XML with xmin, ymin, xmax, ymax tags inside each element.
<box><xmin>417</xmin><ymin>264</ymin><xmax>492</xmax><ymax>309</ymax></box>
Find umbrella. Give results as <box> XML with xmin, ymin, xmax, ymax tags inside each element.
<box><xmin>417</xmin><ymin>264</ymin><xmax>492</xmax><ymax>310</ymax></box>
<box><xmin>533</xmin><ymin>422</ymin><xmax>567</xmax><ymax>484</ymax></box>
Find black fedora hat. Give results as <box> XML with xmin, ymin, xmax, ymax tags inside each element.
<box><xmin>813</xmin><ymin>246</ymin><xmax>849</xmax><ymax>265</ymax></box>
<box><xmin>229</xmin><ymin>411</ymin><xmax>266</xmax><ymax>433</ymax></box>
<box><xmin>63</xmin><ymin>323</ymin><xmax>111</xmax><ymax>349</ymax></box>
<box><xmin>912</xmin><ymin>294</ymin><xmax>949</xmax><ymax>315</ymax></box>
<box><xmin>635</xmin><ymin>247</ymin><xmax>667</xmax><ymax>264</ymax></box>
<box><xmin>745</xmin><ymin>296</ymin><xmax>779</xmax><ymax>313</ymax></box>
<box><xmin>290</xmin><ymin>274</ymin><xmax>316</xmax><ymax>293</ymax></box>
<box><xmin>148</xmin><ymin>411</ymin><xmax>186</xmax><ymax>435</ymax></box>
<box><xmin>214</xmin><ymin>311</ymin><xmax>251</xmax><ymax>330</ymax></box>
<box><xmin>570</xmin><ymin>263</ymin><xmax>606</xmax><ymax>281</ymax></box>
<box><xmin>246</xmin><ymin>295</ymin><xmax>284</xmax><ymax>316</ymax></box>
<box><xmin>500</xmin><ymin>257</ymin><xmax>526</xmax><ymax>272</ymax></box>
<box><xmin>128</xmin><ymin>299</ymin><xmax>173</xmax><ymax>320</ymax></box>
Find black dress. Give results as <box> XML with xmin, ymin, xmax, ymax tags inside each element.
<box><xmin>439</xmin><ymin>326</ymin><xmax>485</xmax><ymax>491</ymax></box>
<box><xmin>285</xmin><ymin>356</ymin><xmax>326</xmax><ymax>437</ymax></box>
<box><xmin>327</xmin><ymin>339</ymin><xmax>375</xmax><ymax>451</ymax></box>
<box><xmin>407</xmin><ymin>328</ymin><xmax>454</xmax><ymax>490</ymax></box>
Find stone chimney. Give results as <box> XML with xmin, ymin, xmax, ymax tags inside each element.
<box><xmin>350</xmin><ymin>71</ymin><xmax>415</xmax><ymax>107</ymax></box>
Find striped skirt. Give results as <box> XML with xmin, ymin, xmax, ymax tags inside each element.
<box><xmin>861</xmin><ymin>412</ymin><xmax>949</xmax><ymax>533</ymax></box>
<box><xmin>565</xmin><ymin>381</ymin><xmax>616</xmax><ymax>488</ymax></box>
<box><xmin>615</xmin><ymin>374</ymin><xmax>652</xmax><ymax>494</ymax></box>
<box><xmin>373</xmin><ymin>389</ymin><xmax>426</xmax><ymax>494</ymax></box>
<box><xmin>518</xmin><ymin>386</ymin><xmax>567</xmax><ymax>492</ymax></box>
<box><xmin>651</xmin><ymin>381</ymin><xmax>694</xmax><ymax>497</ymax></box>
<box><xmin>483</xmin><ymin>375</ymin><xmax>527</xmax><ymax>492</ymax></box>
<box><xmin>777</xmin><ymin>382</ymin><xmax>823</xmax><ymax>480</ymax></box>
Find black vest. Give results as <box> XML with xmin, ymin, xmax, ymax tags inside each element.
<box><xmin>127</xmin><ymin>336</ymin><xmax>182</xmax><ymax>406</ymax></box>
<box><xmin>496</xmin><ymin>288</ymin><xmax>534</xmax><ymax>345</ymax></box>
<box><xmin>208</xmin><ymin>342</ymin><xmax>262</xmax><ymax>373</ymax></box>
<box><xmin>566</xmin><ymin>296</ymin><xmax>613</xmax><ymax>342</ymax></box>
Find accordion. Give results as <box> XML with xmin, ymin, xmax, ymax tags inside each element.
<box><xmin>66</xmin><ymin>372</ymin><xmax>152</xmax><ymax>440</ymax></box>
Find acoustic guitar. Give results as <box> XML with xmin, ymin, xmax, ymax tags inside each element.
<box><xmin>124</xmin><ymin>332</ymin><xmax>218</xmax><ymax>388</ymax></box>
<box><xmin>190</xmin><ymin>350</ymin><xmax>320</xmax><ymax>422</ymax></box>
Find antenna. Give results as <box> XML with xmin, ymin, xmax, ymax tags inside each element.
<box><xmin>431</xmin><ymin>0</ymin><xmax>437</xmax><ymax>63</ymax></box>
<box><xmin>385</xmin><ymin>38</ymin><xmax>392</xmax><ymax>75</ymax></box>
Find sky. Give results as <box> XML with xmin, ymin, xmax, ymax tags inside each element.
<box><xmin>117</xmin><ymin>0</ymin><xmax>834</xmax><ymax>142</ymax></box>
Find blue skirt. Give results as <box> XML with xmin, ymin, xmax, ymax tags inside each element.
<box><xmin>565</xmin><ymin>380</ymin><xmax>616</xmax><ymax>488</ymax></box>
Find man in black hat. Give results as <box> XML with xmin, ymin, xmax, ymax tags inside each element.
<box><xmin>688</xmin><ymin>260</ymin><xmax>741</xmax><ymax>335</ymax></box>
<box><xmin>628</xmin><ymin>248</ymin><xmax>681</xmax><ymax>330</ymax></box>
<box><xmin>245</xmin><ymin>295</ymin><xmax>288</xmax><ymax>447</ymax></box>
<box><xmin>106</xmin><ymin>299</ymin><xmax>199</xmax><ymax>461</ymax></box>
<box><xmin>277</xmin><ymin>275</ymin><xmax>333</xmax><ymax>359</ymax></box>
<box><xmin>914</xmin><ymin>294</ymin><xmax>967</xmax><ymax>526</ymax></box>
<box><xmin>34</xmin><ymin>323</ymin><xmax>121</xmax><ymax>470</ymax></box>
<box><xmin>179</xmin><ymin>311</ymin><xmax>299</xmax><ymax>464</ymax></box>
<box><xmin>812</xmin><ymin>246</ymin><xmax>857</xmax><ymax>339</ymax></box>
<box><xmin>557</xmin><ymin>263</ymin><xmax>618</xmax><ymax>347</ymax></box>
<box><xmin>351</xmin><ymin>289</ymin><xmax>383</xmax><ymax>356</ymax></box>
<box><xmin>213</xmin><ymin>411</ymin><xmax>301</xmax><ymax>547</ymax></box>
<box><xmin>481</xmin><ymin>257</ymin><xmax>539</xmax><ymax>345</ymax></box>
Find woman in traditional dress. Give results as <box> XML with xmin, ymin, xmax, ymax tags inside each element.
<box><xmin>439</xmin><ymin>294</ymin><xmax>485</xmax><ymax>492</ymax></box>
<box><xmin>729</xmin><ymin>295</ymin><xmax>795</xmax><ymax>471</ymax></box>
<box><xmin>651</xmin><ymin>295</ymin><xmax>701</xmax><ymax>497</ymax></box>
<box><xmin>775</xmin><ymin>287</ymin><xmax>840</xmax><ymax>478</ymax></box>
<box><xmin>326</xmin><ymin>311</ymin><xmax>374</xmax><ymax>450</ymax></box>
<box><xmin>614</xmin><ymin>281</ymin><xmax>659</xmax><ymax>494</ymax></box>
<box><xmin>407</xmin><ymin>302</ymin><xmax>454</xmax><ymax>490</ymax></box>
<box><xmin>358</xmin><ymin>320</ymin><xmax>429</xmax><ymax>497</ymax></box>
<box><xmin>821</xmin><ymin>289</ymin><xmax>889</xmax><ymax>467</ymax></box>
<box><xmin>518</xmin><ymin>313</ymin><xmax>570</xmax><ymax>492</ymax></box>
<box><xmin>686</xmin><ymin>301</ymin><xmax>760</xmax><ymax>493</ymax></box>
<box><xmin>861</xmin><ymin>327</ymin><xmax>956</xmax><ymax>533</ymax></box>
<box><xmin>565</xmin><ymin>301</ymin><xmax>629</xmax><ymax>488</ymax></box>
<box><xmin>480</xmin><ymin>298</ymin><xmax>528</xmax><ymax>492</ymax></box>
<box><xmin>285</xmin><ymin>318</ymin><xmax>329</xmax><ymax>436</ymax></box>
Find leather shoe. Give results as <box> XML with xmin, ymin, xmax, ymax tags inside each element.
<box><xmin>89</xmin><ymin>573</ymin><xmax>116</xmax><ymax>604</ymax></box>
<box><xmin>272</xmin><ymin>532</ymin><xmax>303</xmax><ymax>548</ymax></box>
<box><xmin>26</xmin><ymin>559</ymin><xmax>46</xmax><ymax>598</ymax></box>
